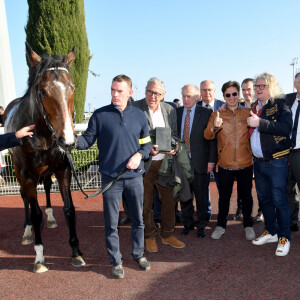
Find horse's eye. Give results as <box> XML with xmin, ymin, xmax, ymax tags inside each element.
<box><xmin>40</xmin><ymin>89</ymin><xmax>47</xmax><ymax>97</ymax></box>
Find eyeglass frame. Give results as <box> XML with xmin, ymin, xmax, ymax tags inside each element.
<box><xmin>253</xmin><ymin>84</ymin><xmax>267</xmax><ymax>90</ymax></box>
<box><xmin>146</xmin><ymin>89</ymin><xmax>163</xmax><ymax>97</ymax></box>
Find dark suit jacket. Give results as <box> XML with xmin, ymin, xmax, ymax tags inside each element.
<box><xmin>286</xmin><ymin>92</ymin><xmax>297</xmax><ymax>108</ymax></box>
<box><xmin>177</xmin><ymin>105</ymin><xmax>217</xmax><ymax>174</ymax></box>
<box><xmin>197</xmin><ymin>99</ymin><xmax>224</xmax><ymax>112</ymax></box>
<box><xmin>0</xmin><ymin>132</ymin><xmax>20</xmax><ymax>152</ymax></box>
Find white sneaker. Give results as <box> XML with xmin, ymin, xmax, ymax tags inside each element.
<box><xmin>245</xmin><ymin>227</ymin><xmax>255</xmax><ymax>240</ymax></box>
<box><xmin>211</xmin><ymin>226</ymin><xmax>225</xmax><ymax>240</ymax></box>
<box><xmin>252</xmin><ymin>230</ymin><xmax>278</xmax><ymax>245</ymax></box>
<box><xmin>275</xmin><ymin>237</ymin><xmax>290</xmax><ymax>256</ymax></box>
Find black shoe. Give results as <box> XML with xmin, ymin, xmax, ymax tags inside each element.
<box><xmin>291</xmin><ymin>223</ymin><xmax>299</xmax><ymax>232</ymax></box>
<box><xmin>181</xmin><ymin>224</ymin><xmax>194</xmax><ymax>235</ymax></box>
<box><xmin>197</xmin><ymin>228</ymin><xmax>206</xmax><ymax>238</ymax></box>
<box><xmin>134</xmin><ymin>256</ymin><xmax>151</xmax><ymax>271</ymax></box>
<box><xmin>233</xmin><ymin>207</ymin><xmax>242</xmax><ymax>220</ymax></box>
<box><xmin>119</xmin><ymin>217</ymin><xmax>131</xmax><ymax>225</ymax></box>
<box><xmin>176</xmin><ymin>213</ymin><xmax>183</xmax><ymax>224</ymax></box>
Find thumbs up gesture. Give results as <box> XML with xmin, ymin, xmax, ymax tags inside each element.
<box><xmin>214</xmin><ymin>111</ymin><xmax>223</xmax><ymax>128</ymax></box>
<box><xmin>247</xmin><ymin>111</ymin><xmax>260</xmax><ymax>128</ymax></box>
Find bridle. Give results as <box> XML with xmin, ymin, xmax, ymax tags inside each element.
<box><xmin>36</xmin><ymin>67</ymin><xmax>72</xmax><ymax>140</ymax></box>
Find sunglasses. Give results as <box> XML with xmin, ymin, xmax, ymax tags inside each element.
<box><xmin>225</xmin><ymin>92</ymin><xmax>238</xmax><ymax>98</ymax></box>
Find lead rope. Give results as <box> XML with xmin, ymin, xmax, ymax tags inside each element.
<box><xmin>66</xmin><ymin>152</ymin><xmax>130</xmax><ymax>199</ymax></box>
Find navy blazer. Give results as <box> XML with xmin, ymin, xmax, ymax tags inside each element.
<box><xmin>286</xmin><ymin>92</ymin><xmax>297</xmax><ymax>108</ymax></box>
<box><xmin>0</xmin><ymin>132</ymin><xmax>20</xmax><ymax>152</ymax></box>
<box><xmin>197</xmin><ymin>99</ymin><xmax>224</xmax><ymax>112</ymax></box>
<box><xmin>177</xmin><ymin>105</ymin><xmax>217</xmax><ymax>174</ymax></box>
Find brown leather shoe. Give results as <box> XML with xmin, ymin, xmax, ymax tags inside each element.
<box><xmin>145</xmin><ymin>238</ymin><xmax>158</xmax><ymax>253</ymax></box>
<box><xmin>161</xmin><ymin>235</ymin><xmax>185</xmax><ymax>248</ymax></box>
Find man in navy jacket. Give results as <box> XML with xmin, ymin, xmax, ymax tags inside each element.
<box><xmin>77</xmin><ymin>75</ymin><xmax>152</xmax><ymax>279</ymax></box>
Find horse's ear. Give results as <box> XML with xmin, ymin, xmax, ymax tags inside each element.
<box><xmin>25</xmin><ymin>42</ymin><xmax>41</xmax><ymax>67</ymax></box>
<box><xmin>63</xmin><ymin>46</ymin><xmax>76</xmax><ymax>68</ymax></box>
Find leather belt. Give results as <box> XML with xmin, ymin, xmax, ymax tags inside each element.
<box><xmin>254</xmin><ymin>155</ymin><xmax>288</xmax><ymax>162</ymax></box>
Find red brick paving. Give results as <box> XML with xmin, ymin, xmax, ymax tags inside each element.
<box><xmin>0</xmin><ymin>182</ymin><xmax>300</xmax><ymax>299</ymax></box>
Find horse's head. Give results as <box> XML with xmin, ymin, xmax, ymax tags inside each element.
<box><xmin>26</xmin><ymin>43</ymin><xmax>77</xmax><ymax>152</ymax></box>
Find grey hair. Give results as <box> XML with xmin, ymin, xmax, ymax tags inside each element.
<box><xmin>146</xmin><ymin>77</ymin><xmax>165</xmax><ymax>92</ymax></box>
<box><xmin>181</xmin><ymin>84</ymin><xmax>200</xmax><ymax>97</ymax></box>
<box><xmin>254</xmin><ymin>72</ymin><xmax>284</xmax><ymax>100</ymax></box>
<box><xmin>200</xmin><ymin>80</ymin><xmax>215</xmax><ymax>88</ymax></box>
<box><xmin>295</xmin><ymin>72</ymin><xmax>300</xmax><ymax>82</ymax></box>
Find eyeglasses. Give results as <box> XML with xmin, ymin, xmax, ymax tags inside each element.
<box><xmin>225</xmin><ymin>92</ymin><xmax>238</xmax><ymax>98</ymax></box>
<box><xmin>253</xmin><ymin>84</ymin><xmax>267</xmax><ymax>90</ymax></box>
<box><xmin>146</xmin><ymin>90</ymin><xmax>162</xmax><ymax>97</ymax></box>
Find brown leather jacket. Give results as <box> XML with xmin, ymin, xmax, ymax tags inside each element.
<box><xmin>204</xmin><ymin>107</ymin><xmax>253</xmax><ymax>169</ymax></box>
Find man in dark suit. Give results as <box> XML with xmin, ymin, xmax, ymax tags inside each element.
<box><xmin>132</xmin><ymin>77</ymin><xmax>185</xmax><ymax>252</ymax></box>
<box><xmin>177</xmin><ymin>84</ymin><xmax>217</xmax><ymax>238</ymax></box>
<box><xmin>197</xmin><ymin>80</ymin><xmax>223</xmax><ymax>219</ymax></box>
<box><xmin>286</xmin><ymin>72</ymin><xmax>300</xmax><ymax>232</ymax></box>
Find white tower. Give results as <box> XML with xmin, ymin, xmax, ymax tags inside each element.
<box><xmin>0</xmin><ymin>0</ymin><xmax>16</xmax><ymax>108</ymax></box>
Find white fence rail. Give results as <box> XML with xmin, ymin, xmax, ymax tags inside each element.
<box><xmin>0</xmin><ymin>124</ymin><xmax>102</xmax><ymax>195</ymax></box>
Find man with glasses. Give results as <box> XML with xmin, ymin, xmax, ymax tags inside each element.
<box><xmin>204</xmin><ymin>81</ymin><xmax>255</xmax><ymax>241</ymax></box>
<box><xmin>132</xmin><ymin>77</ymin><xmax>185</xmax><ymax>253</ymax></box>
<box><xmin>249</xmin><ymin>73</ymin><xmax>292</xmax><ymax>256</ymax></box>
<box><xmin>286</xmin><ymin>72</ymin><xmax>300</xmax><ymax>233</ymax></box>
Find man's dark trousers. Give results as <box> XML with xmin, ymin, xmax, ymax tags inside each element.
<box><xmin>102</xmin><ymin>175</ymin><xmax>144</xmax><ymax>265</ymax></box>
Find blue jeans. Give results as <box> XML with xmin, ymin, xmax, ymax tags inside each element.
<box><xmin>102</xmin><ymin>175</ymin><xmax>145</xmax><ymax>265</ymax></box>
<box><xmin>254</xmin><ymin>158</ymin><xmax>290</xmax><ymax>239</ymax></box>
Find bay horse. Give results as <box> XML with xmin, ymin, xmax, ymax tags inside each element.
<box><xmin>4</xmin><ymin>43</ymin><xmax>86</xmax><ymax>273</ymax></box>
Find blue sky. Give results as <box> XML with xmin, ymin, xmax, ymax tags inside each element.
<box><xmin>4</xmin><ymin>0</ymin><xmax>300</xmax><ymax>111</ymax></box>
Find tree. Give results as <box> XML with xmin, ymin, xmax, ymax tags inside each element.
<box><xmin>25</xmin><ymin>0</ymin><xmax>90</xmax><ymax>123</ymax></box>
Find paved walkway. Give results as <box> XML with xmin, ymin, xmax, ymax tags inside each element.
<box><xmin>0</xmin><ymin>183</ymin><xmax>299</xmax><ymax>299</ymax></box>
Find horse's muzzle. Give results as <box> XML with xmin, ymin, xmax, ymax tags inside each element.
<box><xmin>58</xmin><ymin>135</ymin><xmax>77</xmax><ymax>152</ymax></box>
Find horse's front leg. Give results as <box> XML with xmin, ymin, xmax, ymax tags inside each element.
<box><xmin>55</xmin><ymin>167</ymin><xmax>86</xmax><ymax>267</ymax></box>
<box><xmin>43</xmin><ymin>174</ymin><xmax>58</xmax><ymax>229</ymax></box>
<box><xmin>20</xmin><ymin>188</ymin><xmax>34</xmax><ymax>245</ymax></box>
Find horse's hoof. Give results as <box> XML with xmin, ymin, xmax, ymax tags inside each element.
<box><xmin>72</xmin><ymin>256</ymin><xmax>86</xmax><ymax>267</ymax></box>
<box><xmin>22</xmin><ymin>236</ymin><xmax>34</xmax><ymax>245</ymax></box>
<box><xmin>47</xmin><ymin>221</ymin><xmax>58</xmax><ymax>229</ymax></box>
<box><xmin>33</xmin><ymin>262</ymin><xmax>49</xmax><ymax>273</ymax></box>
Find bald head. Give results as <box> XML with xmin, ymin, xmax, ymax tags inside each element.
<box><xmin>182</xmin><ymin>84</ymin><xmax>199</xmax><ymax>108</ymax></box>
<box><xmin>200</xmin><ymin>80</ymin><xmax>216</xmax><ymax>104</ymax></box>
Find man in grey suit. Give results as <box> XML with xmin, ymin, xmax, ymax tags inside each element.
<box><xmin>132</xmin><ymin>77</ymin><xmax>185</xmax><ymax>253</ymax></box>
<box><xmin>286</xmin><ymin>72</ymin><xmax>300</xmax><ymax>232</ymax></box>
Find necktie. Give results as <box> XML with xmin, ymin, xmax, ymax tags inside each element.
<box><xmin>291</xmin><ymin>100</ymin><xmax>300</xmax><ymax>148</ymax></box>
<box><xmin>182</xmin><ymin>109</ymin><xmax>191</xmax><ymax>152</ymax></box>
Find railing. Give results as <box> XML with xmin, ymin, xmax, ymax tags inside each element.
<box><xmin>0</xmin><ymin>124</ymin><xmax>101</xmax><ymax>195</ymax></box>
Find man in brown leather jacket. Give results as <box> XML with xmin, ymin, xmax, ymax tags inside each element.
<box><xmin>204</xmin><ymin>81</ymin><xmax>255</xmax><ymax>241</ymax></box>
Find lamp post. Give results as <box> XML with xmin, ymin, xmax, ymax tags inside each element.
<box><xmin>290</xmin><ymin>57</ymin><xmax>298</xmax><ymax>92</ymax></box>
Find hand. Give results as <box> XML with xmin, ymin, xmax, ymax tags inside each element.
<box><xmin>166</xmin><ymin>142</ymin><xmax>179</xmax><ymax>156</ymax></box>
<box><xmin>247</xmin><ymin>111</ymin><xmax>260</xmax><ymax>128</ymax></box>
<box><xmin>150</xmin><ymin>144</ymin><xmax>160</xmax><ymax>156</ymax></box>
<box><xmin>126</xmin><ymin>152</ymin><xmax>142</xmax><ymax>170</ymax></box>
<box><xmin>213</xmin><ymin>111</ymin><xmax>223</xmax><ymax>128</ymax></box>
<box><xmin>207</xmin><ymin>162</ymin><xmax>214</xmax><ymax>173</ymax></box>
<box><xmin>15</xmin><ymin>125</ymin><xmax>35</xmax><ymax>139</ymax></box>
<box><xmin>218</xmin><ymin>104</ymin><xmax>226</xmax><ymax>112</ymax></box>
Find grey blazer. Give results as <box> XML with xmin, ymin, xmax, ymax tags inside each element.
<box><xmin>132</xmin><ymin>98</ymin><xmax>177</xmax><ymax>171</ymax></box>
<box><xmin>132</xmin><ymin>98</ymin><xmax>177</xmax><ymax>136</ymax></box>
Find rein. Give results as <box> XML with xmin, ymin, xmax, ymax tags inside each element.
<box><xmin>66</xmin><ymin>152</ymin><xmax>131</xmax><ymax>199</ymax></box>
